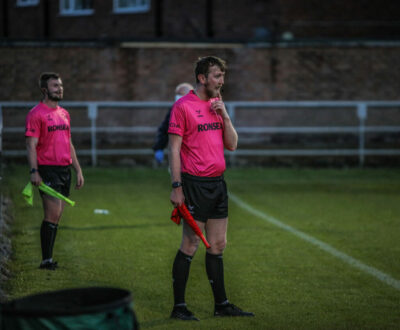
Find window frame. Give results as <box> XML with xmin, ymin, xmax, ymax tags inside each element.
<box><xmin>59</xmin><ymin>0</ymin><xmax>94</xmax><ymax>16</ymax></box>
<box><xmin>16</xmin><ymin>0</ymin><xmax>40</xmax><ymax>7</ymax></box>
<box><xmin>113</xmin><ymin>0</ymin><xmax>151</xmax><ymax>14</ymax></box>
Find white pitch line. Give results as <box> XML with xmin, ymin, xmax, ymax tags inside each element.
<box><xmin>229</xmin><ymin>193</ymin><xmax>400</xmax><ymax>291</ymax></box>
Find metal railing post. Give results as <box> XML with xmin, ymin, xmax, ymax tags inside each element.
<box><xmin>88</xmin><ymin>103</ymin><xmax>98</xmax><ymax>166</ymax></box>
<box><xmin>0</xmin><ymin>105</ymin><xmax>3</xmax><ymax>181</ymax></box>
<box><xmin>357</xmin><ymin>103</ymin><xmax>368</xmax><ymax>167</ymax></box>
<box><xmin>0</xmin><ymin>105</ymin><xmax>3</xmax><ymax>156</ymax></box>
<box><xmin>227</xmin><ymin>103</ymin><xmax>236</xmax><ymax>166</ymax></box>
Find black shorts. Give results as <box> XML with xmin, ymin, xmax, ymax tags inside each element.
<box><xmin>38</xmin><ymin>165</ymin><xmax>71</xmax><ymax>198</ymax></box>
<box><xmin>182</xmin><ymin>173</ymin><xmax>228</xmax><ymax>223</ymax></box>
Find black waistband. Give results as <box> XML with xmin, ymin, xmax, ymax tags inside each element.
<box><xmin>182</xmin><ymin>172</ymin><xmax>224</xmax><ymax>182</ymax></box>
<box><xmin>38</xmin><ymin>165</ymin><xmax>71</xmax><ymax>170</ymax></box>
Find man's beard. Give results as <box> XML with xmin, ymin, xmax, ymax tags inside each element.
<box><xmin>48</xmin><ymin>92</ymin><xmax>63</xmax><ymax>101</ymax></box>
<box><xmin>204</xmin><ymin>83</ymin><xmax>219</xmax><ymax>99</ymax></box>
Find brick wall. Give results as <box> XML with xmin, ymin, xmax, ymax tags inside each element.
<box><xmin>6</xmin><ymin>1</ymin><xmax>45</xmax><ymax>39</ymax></box>
<box><xmin>1</xmin><ymin>45</ymin><xmax>399</xmax><ymax>101</ymax></box>
<box><xmin>3</xmin><ymin>0</ymin><xmax>400</xmax><ymax>41</ymax></box>
<box><xmin>279</xmin><ymin>0</ymin><xmax>400</xmax><ymax>39</ymax></box>
<box><xmin>212</xmin><ymin>0</ymin><xmax>281</xmax><ymax>41</ymax></box>
<box><xmin>51</xmin><ymin>2</ymin><xmax>156</xmax><ymax>40</ymax></box>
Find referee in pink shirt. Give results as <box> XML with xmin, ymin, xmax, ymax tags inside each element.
<box><xmin>25</xmin><ymin>72</ymin><xmax>84</xmax><ymax>270</ymax></box>
<box><xmin>168</xmin><ymin>56</ymin><xmax>254</xmax><ymax>320</ymax></box>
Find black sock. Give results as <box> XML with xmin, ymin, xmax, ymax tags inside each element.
<box><xmin>172</xmin><ymin>250</ymin><xmax>193</xmax><ymax>306</ymax></box>
<box><xmin>50</xmin><ymin>223</ymin><xmax>58</xmax><ymax>258</ymax></box>
<box><xmin>40</xmin><ymin>221</ymin><xmax>58</xmax><ymax>261</ymax></box>
<box><xmin>206</xmin><ymin>252</ymin><xmax>228</xmax><ymax>304</ymax></box>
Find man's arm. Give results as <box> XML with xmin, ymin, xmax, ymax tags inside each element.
<box><xmin>168</xmin><ymin>133</ymin><xmax>185</xmax><ymax>206</ymax></box>
<box><xmin>221</xmin><ymin>116</ymin><xmax>238</xmax><ymax>151</ymax></box>
<box><xmin>70</xmin><ymin>141</ymin><xmax>84</xmax><ymax>189</ymax></box>
<box><xmin>26</xmin><ymin>136</ymin><xmax>42</xmax><ymax>186</ymax></box>
<box><xmin>153</xmin><ymin>108</ymin><xmax>172</xmax><ymax>151</ymax></box>
<box><xmin>211</xmin><ymin>98</ymin><xmax>238</xmax><ymax>151</ymax></box>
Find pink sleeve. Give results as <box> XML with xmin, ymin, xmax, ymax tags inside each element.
<box><xmin>168</xmin><ymin>104</ymin><xmax>185</xmax><ymax>136</ymax></box>
<box><xmin>25</xmin><ymin>111</ymin><xmax>41</xmax><ymax>138</ymax></box>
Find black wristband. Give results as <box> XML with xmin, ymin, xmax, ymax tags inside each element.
<box><xmin>29</xmin><ymin>168</ymin><xmax>38</xmax><ymax>174</ymax></box>
<box><xmin>172</xmin><ymin>181</ymin><xmax>182</xmax><ymax>189</ymax></box>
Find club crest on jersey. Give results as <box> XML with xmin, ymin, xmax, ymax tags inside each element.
<box><xmin>195</xmin><ymin>109</ymin><xmax>203</xmax><ymax>118</ymax></box>
<box><xmin>46</xmin><ymin>114</ymin><xmax>53</xmax><ymax>121</ymax></box>
<box><xmin>187</xmin><ymin>205</ymin><xmax>195</xmax><ymax>214</ymax></box>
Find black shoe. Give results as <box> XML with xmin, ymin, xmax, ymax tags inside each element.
<box><xmin>170</xmin><ymin>306</ymin><xmax>199</xmax><ymax>321</ymax></box>
<box><xmin>214</xmin><ymin>303</ymin><xmax>254</xmax><ymax>317</ymax></box>
<box><xmin>39</xmin><ymin>261</ymin><xmax>58</xmax><ymax>270</ymax></box>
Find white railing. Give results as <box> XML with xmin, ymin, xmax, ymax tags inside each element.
<box><xmin>1</xmin><ymin>101</ymin><xmax>399</xmax><ymax>166</ymax></box>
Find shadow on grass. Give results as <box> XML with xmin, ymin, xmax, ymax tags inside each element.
<box><xmin>20</xmin><ymin>223</ymin><xmax>172</xmax><ymax>232</ymax></box>
<box><xmin>62</xmin><ymin>223</ymin><xmax>171</xmax><ymax>231</ymax></box>
<box><xmin>139</xmin><ymin>318</ymin><xmax>175</xmax><ymax>328</ymax></box>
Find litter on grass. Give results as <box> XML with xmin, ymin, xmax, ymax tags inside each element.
<box><xmin>94</xmin><ymin>209</ymin><xmax>110</xmax><ymax>215</ymax></box>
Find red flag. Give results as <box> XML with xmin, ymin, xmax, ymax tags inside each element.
<box><xmin>170</xmin><ymin>207</ymin><xmax>182</xmax><ymax>225</ymax></box>
<box><xmin>170</xmin><ymin>204</ymin><xmax>211</xmax><ymax>249</ymax></box>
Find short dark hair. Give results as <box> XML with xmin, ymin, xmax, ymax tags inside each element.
<box><xmin>195</xmin><ymin>56</ymin><xmax>226</xmax><ymax>83</ymax></box>
<box><xmin>39</xmin><ymin>72</ymin><xmax>61</xmax><ymax>90</ymax></box>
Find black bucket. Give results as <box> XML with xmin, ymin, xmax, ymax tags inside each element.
<box><xmin>0</xmin><ymin>287</ymin><xmax>139</xmax><ymax>329</ymax></box>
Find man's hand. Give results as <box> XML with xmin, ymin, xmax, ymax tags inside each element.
<box><xmin>30</xmin><ymin>172</ymin><xmax>42</xmax><ymax>187</ymax></box>
<box><xmin>211</xmin><ymin>92</ymin><xmax>229</xmax><ymax>119</ymax></box>
<box><xmin>75</xmin><ymin>171</ymin><xmax>84</xmax><ymax>190</ymax></box>
<box><xmin>170</xmin><ymin>186</ymin><xmax>185</xmax><ymax>207</ymax></box>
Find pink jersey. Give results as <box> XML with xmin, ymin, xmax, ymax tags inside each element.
<box><xmin>25</xmin><ymin>102</ymin><xmax>72</xmax><ymax>166</ymax></box>
<box><xmin>168</xmin><ymin>90</ymin><xmax>226</xmax><ymax>177</ymax></box>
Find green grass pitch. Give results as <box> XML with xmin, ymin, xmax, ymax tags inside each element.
<box><xmin>3</xmin><ymin>165</ymin><xmax>400</xmax><ymax>329</ymax></box>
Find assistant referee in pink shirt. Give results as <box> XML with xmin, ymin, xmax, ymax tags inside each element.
<box><xmin>168</xmin><ymin>56</ymin><xmax>254</xmax><ymax>320</ymax></box>
<box><xmin>25</xmin><ymin>72</ymin><xmax>84</xmax><ymax>270</ymax></box>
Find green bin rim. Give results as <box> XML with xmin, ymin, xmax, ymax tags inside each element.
<box><xmin>1</xmin><ymin>286</ymin><xmax>133</xmax><ymax>317</ymax></box>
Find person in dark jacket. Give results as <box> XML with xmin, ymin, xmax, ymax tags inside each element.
<box><xmin>152</xmin><ymin>83</ymin><xmax>193</xmax><ymax>165</ymax></box>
